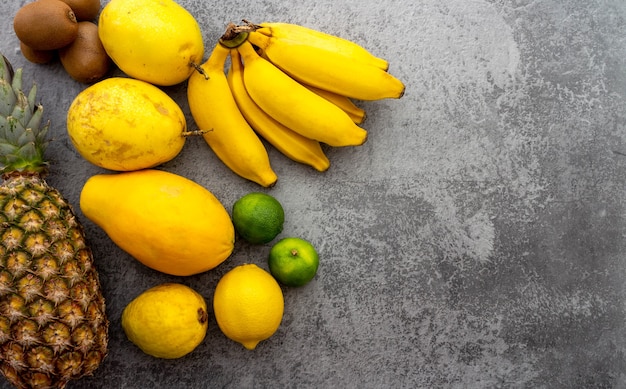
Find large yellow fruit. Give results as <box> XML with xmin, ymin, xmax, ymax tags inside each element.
<box><xmin>122</xmin><ymin>283</ymin><xmax>208</xmax><ymax>359</ymax></box>
<box><xmin>80</xmin><ymin>169</ymin><xmax>235</xmax><ymax>276</ymax></box>
<box><xmin>98</xmin><ymin>0</ymin><xmax>204</xmax><ymax>86</ymax></box>
<box><xmin>67</xmin><ymin>77</ymin><xmax>186</xmax><ymax>171</ymax></box>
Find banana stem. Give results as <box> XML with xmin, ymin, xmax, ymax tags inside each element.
<box><xmin>190</xmin><ymin>42</ymin><xmax>231</xmax><ymax>80</ymax></box>
<box><xmin>219</xmin><ymin>21</ymin><xmax>258</xmax><ymax>48</ymax></box>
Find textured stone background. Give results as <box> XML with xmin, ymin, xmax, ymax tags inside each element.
<box><xmin>1</xmin><ymin>0</ymin><xmax>626</xmax><ymax>388</ymax></box>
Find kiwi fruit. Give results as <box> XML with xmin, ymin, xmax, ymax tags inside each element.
<box><xmin>19</xmin><ymin>40</ymin><xmax>56</xmax><ymax>64</ymax></box>
<box><xmin>59</xmin><ymin>21</ymin><xmax>111</xmax><ymax>83</ymax></box>
<box><xmin>13</xmin><ymin>0</ymin><xmax>79</xmax><ymax>51</ymax></box>
<box><xmin>58</xmin><ymin>0</ymin><xmax>101</xmax><ymax>21</ymax></box>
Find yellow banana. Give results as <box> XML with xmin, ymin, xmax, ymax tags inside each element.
<box><xmin>187</xmin><ymin>42</ymin><xmax>277</xmax><ymax>187</ymax></box>
<box><xmin>236</xmin><ymin>40</ymin><xmax>367</xmax><ymax>147</ymax></box>
<box><xmin>247</xmin><ymin>30</ymin><xmax>405</xmax><ymax>101</ymax></box>
<box><xmin>254</xmin><ymin>44</ymin><xmax>365</xmax><ymax>123</ymax></box>
<box><xmin>302</xmin><ymin>84</ymin><xmax>366</xmax><ymax>124</ymax></box>
<box><xmin>227</xmin><ymin>49</ymin><xmax>330</xmax><ymax>172</ymax></box>
<box><xmin>256</xmin><ymin>22</ymin><xmax>389</xmax><ymax>71</ymax></box>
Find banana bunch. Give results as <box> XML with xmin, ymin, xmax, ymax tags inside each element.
<box><xmin>187</xmin><ymin>21</ymin><xmax>405</xmax><ymax>187</ymax></box>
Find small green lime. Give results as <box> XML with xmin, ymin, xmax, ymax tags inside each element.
<box><xmin>268</xmin><ymin>237</ymin><xmax>319</xmax><ymax>287</ymax></box>
<box><xmin>232</xmin><ymin>192</ymin><xmax>284</xmax><ymax>244</ymax></box>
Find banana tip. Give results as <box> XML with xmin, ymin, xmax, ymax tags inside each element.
<box><xmin>397</xmin><ymin>85</ymin><xmax>406</xmax><ymax>99</ymax></box>
<box><xmin>360</xmin><ymin>131</ymin><xmax>369</xmax><ymax>145</ymax></box>
<box><xmin>315</xmin><ymin>161</ymin><xmax>331</xmax><ymax>172</ymax></box>
<box><xmin>265</xmin><ymin>177</ymin><xmax>278</xmax><ymax>188</ymax></box>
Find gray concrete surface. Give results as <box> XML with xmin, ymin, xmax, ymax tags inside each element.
<box><xmin>1</xmin><ymin>0</ymin><xmax>626</xmax><ymax>388</ymax></box>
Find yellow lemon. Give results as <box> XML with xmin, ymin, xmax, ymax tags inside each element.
<box><xmin>122</xmin><ymin>283</ymin><xmax>209</xmax><ymax>359</ymax></box>
<box><xmin>213</xmin><ymin>264</ymin><xmax>284</xmax><ymax>350</ymax></box>
<box><xmin>80</xmin><ymin>169</ymin><xmax>235</xmax><ymax>276</ymax></box>
<box><xmin>67</xmin><ymin>77</ymin><xmax>187</xmax><ymax>171</ymax></box>
<box><xmin>98</xmin><ymin>0</ymin><xmax>204</xmax><ymax>86</ymax></box>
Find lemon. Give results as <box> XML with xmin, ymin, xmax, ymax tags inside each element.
<box><xmin>122</xmin><ymin>283</ymin><xmax>209</xmax><ymax>359</ymax></box>
<box><xmin>268</xmin><ymin>237</ymin><xmax>319</xmax><ymax>287</ymax></box>
<box><xmin>213</xmin><ymin>264</ymin><xmax>284</xmax><ymax>350</ymax></box>
<box><xmin>98</xmin><ymin>0</ymin><xmax>204</xmax><ymax>86</ymax></box>
<box><xmin>232</xmin><ymin>192</ymin><xmax>285</xmax><ymax>244</ymax></box>
<box><xmin>67</xmin><ymin>77</ymin><xmax>187</xmax><ymax>171</ymax></box>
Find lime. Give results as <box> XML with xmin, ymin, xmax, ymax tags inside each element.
<box><xmin>268</xmin><ymin>237</ymin><xmax>319</xmax><ymax>287</ymax></box>
<box><xmin>232</xmin><ymin>192</ymin><xmax>284</xmax><ymax>244</ymax></box>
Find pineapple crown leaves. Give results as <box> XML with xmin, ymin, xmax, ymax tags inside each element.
<box><xmin>0</xmin><ymin>54</ymin><xmax>50</xmax><ymax>176</ymax></box>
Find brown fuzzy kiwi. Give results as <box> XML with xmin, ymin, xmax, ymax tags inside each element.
<box><xmin>58</xmin><ymin>0</ymin><xmax>101</xmax><ymax>21</ymax></box>
<box><xmin>59</xmin><ymin>21</ymin><xmax>112</xmax><ymax>83</ymax></box>
<box><xmin>19</xmin><ymin>40</ymin><xmax>56</xmax><ymax>64</ymax></box>
<box><xmin>13</xmin><ymin>0</ymin><xmax>79</xmax><ymax>51</ymax></box>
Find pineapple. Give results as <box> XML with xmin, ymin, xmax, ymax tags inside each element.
<box><xmin>0</xmin><ymin>55</ymin><xmax>108</xmax><ymax>388</ymax></box>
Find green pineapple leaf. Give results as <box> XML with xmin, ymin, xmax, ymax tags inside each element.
<box><xmin>5</xmin><ymin>116</ymin><xmax>23</xmax><ymax>144</ymax></box>
<box><xmin>26</xmin><ymin>104</ymin><xmax>43</xmax><ymax>131</ymax></box>
<box><xmin>0</xmin><ymin>53</ymin><xmax>49</xmax><ymax>176</ymax></box>
<box><xmin>27</xmin><ymin>84</ymin><xmax>37</xmax><ymax>112</ymax></box>
<box><xmin>0</xmin><ymin>79</ymin><xmax>16</xmax><ymax>118</ymax></box>
<box><xmin>11</xmin><ymin>68</ymin><xmax>23</xmax><ymax>94</ymax></box>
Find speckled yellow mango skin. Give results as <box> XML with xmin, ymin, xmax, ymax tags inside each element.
<box><xmin>80</xmin><ymin>169</ymin><xmax>235</xmax><ymax>276</ymax></box>
<box><xmin>98</xmin><ymin>0</ymin><xmax>204</xmax><ymax>86</ymax></box>
<box><xmin>122</xmin><ymin>283</ymin><xmax>208</xmax><ymax>359</ymax></box>
<box><xmin>67</xmin><ymin>77</ymin><xmax>187</xmax><ymax>172</ymax></box>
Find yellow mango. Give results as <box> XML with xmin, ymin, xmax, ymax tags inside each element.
<box><xmin>98</xmin><ymin>0</ymin><xmax>204</xmax><ymax>86</ymax></box>
<box><xmin>67</xmin><ymin>77</ymin><xmax>187</xmax><ymax>171</ymax></box>
<box><xmin>80</xmin><ymin>169</ymin><xmax>235</xmax><ymax>276</ymax></box>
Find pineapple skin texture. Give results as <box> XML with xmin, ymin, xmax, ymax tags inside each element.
<box><xmin>0</xmin><ymin>175</ymin><xmax>108</xmax><ymax>389</ymax></box>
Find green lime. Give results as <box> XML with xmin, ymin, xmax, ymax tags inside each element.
<box><xmin>232</xmin><ymin>192</ymin><xmax>284</xmax><ymax>244</ymax></box>
<box><xmin>268</xmin><ymin>237</ymin><xmax>319</xmax><ymax>287</ymax></box>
